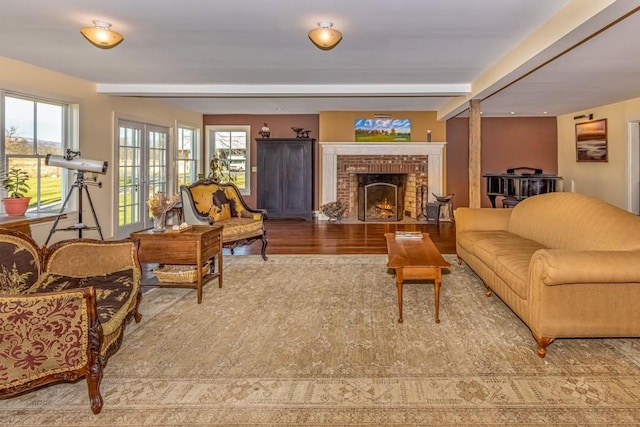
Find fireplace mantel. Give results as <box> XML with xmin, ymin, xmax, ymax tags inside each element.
<box><xmin>319</xmin><ymin>141</ymin><xmax>447</xmax><ymax>207</ymax></box>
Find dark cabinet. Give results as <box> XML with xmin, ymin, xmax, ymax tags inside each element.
<box><xmin>257</xmin><ymin>138</ymin><xmax>314</xmax><ymax>219</ymax></box>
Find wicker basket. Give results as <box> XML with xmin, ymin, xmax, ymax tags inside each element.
<box><xmin>153</xmin><ymin>262</ymin><xmax>210</xmax><ymax>283</ymax></box>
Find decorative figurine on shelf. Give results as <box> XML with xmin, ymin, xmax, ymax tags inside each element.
<box><xmin>259</xmin><ymin>123</ymin><xmax>270</xmax><ymax>138</ymax></box>
<box><xmin>292</xmin><ymin>127</ymin><xmax>312</xmax><ymax>138</ymax></box>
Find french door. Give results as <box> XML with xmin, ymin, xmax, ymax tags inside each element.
<box><xmin>115</xmin><ymin>119</ymin><xmax>171</xmax><ymax>239</ymax></box>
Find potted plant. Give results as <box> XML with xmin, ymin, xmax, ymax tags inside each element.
<box><xmin>1</xmin><ymin>167</ymin><xmax>31</xmax><ymax>216</ymax></box>
<box><xmin>208</xmin><ymin>156</ymin><xmax>236</xmax><ymax>183</ymax></box>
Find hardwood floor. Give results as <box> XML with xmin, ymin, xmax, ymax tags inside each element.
<box><xmin>140</xmin><ymin>219</ymin><xmax>456</xmax><ymax>285</ymax></box>
<box><xmin>229</xmin><ymin>219</ymin><xmax>457</xmax><ymax>256</ymax></box>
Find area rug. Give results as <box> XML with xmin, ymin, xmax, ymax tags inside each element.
<box><xmin>2</xmin><ymin>255</ymin><xmax>640</xmax><ymax>426</ymax></box>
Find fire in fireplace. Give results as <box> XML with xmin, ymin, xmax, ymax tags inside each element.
<box><xmin>357</xmin><ymin>174</ymin><xmax>405</xmax><ymax>221</ymax></box>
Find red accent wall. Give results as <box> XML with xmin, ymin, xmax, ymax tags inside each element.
<box><xmin>203</xmin><ymin>114</ymin><xmax>319</xmax><ymax>209</ymax></box>
<box><xmin>446</xmin><ymin>117</ymin><xmax>558</xmax><ymax>208</ymax></box>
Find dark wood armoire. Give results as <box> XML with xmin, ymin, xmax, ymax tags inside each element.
<box><xmin>256</xmin><ymin>138</ymin><xmax>315</xmax><ymax>219</ymax></box>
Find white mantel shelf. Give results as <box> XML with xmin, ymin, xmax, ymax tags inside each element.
<box><xmin>319</xmin><ymin>141</ymin><xmax>447</xmax><ymax>206</ymax></box>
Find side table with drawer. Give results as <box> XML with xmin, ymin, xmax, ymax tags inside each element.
<box><xmin>130</xmin><ymin>224</ymin><xmax>223</xmax><ymax>303</ymax></box>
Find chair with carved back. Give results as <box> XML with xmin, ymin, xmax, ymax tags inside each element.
<box><xmin>180</xmin><ymin>178</ymin><xmax>268</xmax><ymax>260</ymax></box>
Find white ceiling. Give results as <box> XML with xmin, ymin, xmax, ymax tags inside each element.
<box><xmin>1</xmin><ymin>1</ymin><xmax>639</xmax><ymax>118</ymax></box>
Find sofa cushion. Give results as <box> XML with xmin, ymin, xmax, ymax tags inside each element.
<box><xmin>25</xmin><ymin>268</ymin><xmax>138</xmax><ymax>337</ymax></box>
<box><xmin>493</xmin><ymin>249</ymin><xmax>541</xmax><ymax>300</ymax></box>
<box><xmin>471</xmin><ymin>233</ymin><xmax>546</xmax><ymax>300</ymax></box>
<box><xmin>456</xmin><ymin>230</ymin><xmax>513</xmax><ymax>256</ymax></box>
<box><xmin>221</xmin><ymin>217</ymin><xmax>264</xmax><ymax>243</ymax></box>
<box><xmin>473</xmin><ymin>234</ymin><xmax>545</xmax><ymax>265</ymax></box>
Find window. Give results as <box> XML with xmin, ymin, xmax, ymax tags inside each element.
<box><xmin>1</xmin><ymin>92</ymin><xmax>76</xmax><ymax>213</ymax></box>
<box><xmin>205</xmin><ymin>125</ymin><xmax>250</xmax><ymax>194</ymax></box>
<box><xmin>176</xmin><ymin>125</ymin><xmax>199</xmax><ymax>188</ymax></box>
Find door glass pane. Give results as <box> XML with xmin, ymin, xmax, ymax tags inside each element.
<box><xmin>118</xmin><ymin>126</ymin><xmax>142</xmax><ymax>226</ymax></box>
<box><xmin>148</xmin><ymin>129</ymin><xmax>168</xmax><ymax>197</ymax></box>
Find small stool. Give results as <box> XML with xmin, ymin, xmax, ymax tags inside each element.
<box><xmin>437</xmin><ymin>201</ymin><xmax>454</xmax><ymax>222</ymax></box>
<box><xmin>502</xmin><ymin>197</ymin><xmax>520</xmax><ymax>208</ymax></box>
<box><xmin>426</xmin><ymin>203</ymin><xmax>440</xmax><ymax>224</ymax></box>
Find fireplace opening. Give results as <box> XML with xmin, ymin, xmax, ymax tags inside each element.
<box><xmin>357</xmin><ymin>174</ymin><xmax>405</xmax><ymax>221</ymax></box>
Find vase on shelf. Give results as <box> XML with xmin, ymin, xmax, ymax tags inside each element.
<box><xmin>152</xmin><ymin>212</ymin><xmax>167</xmax><ymax>232</ymax></box>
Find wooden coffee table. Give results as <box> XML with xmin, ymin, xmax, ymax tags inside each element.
<box><xmin>130</xmin><ymin>225</ymin><xmax>223</xmax><ymax>304</ymax></box>
<box><xmin>385</xmin><ymin>232</ymin><xmax>451</xmax><ymax>323</ymax></box>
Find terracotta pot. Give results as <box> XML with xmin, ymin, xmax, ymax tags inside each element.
<box><xmin>2</xmin><ymin>197</ymin><xmax>31</xmax><ymax>216</ymax></box>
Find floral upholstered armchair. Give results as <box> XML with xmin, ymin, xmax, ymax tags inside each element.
<box><xmin>0</xmin><ymin>229</ymin><xmax>142</xmax><ymax>414</ymax></box>
<box><xmin>180</xmin><ymin>178</ymin><xmax>268</xmax><ymax>260</ymax></box>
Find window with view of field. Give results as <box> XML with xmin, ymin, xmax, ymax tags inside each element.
<box><xmin>177</xmin><ymin>126</ymin><xmax>199</xmax><ymax>188</ymax></box>
<box><xmin>2</xmin><ymin>92</ymin><xmax>75</xmax><ymax>213</ymax></box>
<box><xmin>206</xmin><ymin>125</ymin><xmax>249</xmax><ymax>193</ymax></box>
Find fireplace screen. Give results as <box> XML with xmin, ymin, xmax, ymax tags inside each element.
<box><xmin>357</xmin><ymin>174</ymin><xmax>405</xmax><ymax>221</ymax></box>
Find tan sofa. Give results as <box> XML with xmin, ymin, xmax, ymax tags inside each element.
<box><xmin>0</xmin><ymin>229</ymin><xmax>142</xmax><ymax>413</ymax></box>
<box><xmin>455</xmin><ymin>192</ymin><xmax>640</xmax><ymax>357</ymax></box>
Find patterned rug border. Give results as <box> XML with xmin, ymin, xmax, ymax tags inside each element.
<box><xmin>2</xmin><ymin>254</ymin><xmax>639</xmax><ymax>426</ymax></box>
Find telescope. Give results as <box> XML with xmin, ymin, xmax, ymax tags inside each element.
<box><xmin>45</xmin><ymin>151</ymin><xmax>108</xmax><ymax>174</ymax></box>
<box><xmin>44</xmin><ymin>150</ymin><xmax>108</xmax><ymax>245</ymax></box>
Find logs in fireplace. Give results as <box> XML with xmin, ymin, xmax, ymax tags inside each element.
<box><xmin>357</xmin><ymin>174</ymin><xmax>405</xmax><ymax>221</ymax></box>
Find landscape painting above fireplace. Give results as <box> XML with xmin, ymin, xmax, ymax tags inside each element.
<box><xmin>355</xmin><ymin>119</ymin><xmax>411</xmax><ymax>142</ymax></box>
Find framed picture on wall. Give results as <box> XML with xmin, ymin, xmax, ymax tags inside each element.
<box><xmin>354</xmin><ymin>119</ymin><xmax>411</xmax><ymax>142</ymax></box>
<box><xmin>576</xmin><ymin>118</ymin><xmax>607</xmax><ymax>162</ymax></box>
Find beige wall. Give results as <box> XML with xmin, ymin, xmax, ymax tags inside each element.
<box><xmin>319</xmin><ymin>111</ymin><xmax>445</xmax><ymax>142</ymax></box>
<box><xmin>558</xmin><ymin>96</ymin><xmax>640</xmax><ymax>210</ymax></box>
<box><xmin>0</xmin><ymin>56</ymin><xmax>203</xmax><ymax>245</ymax></box>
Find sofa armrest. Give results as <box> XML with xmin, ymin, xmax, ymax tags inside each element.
<box><xmin>454</xmin><ymin>207</ymin><xmax>512</xmax><ymax>233</ymax></box>
<box><xmin>530</xmin><ymin>249</ymin><xmax>640</xmax><ymax>286</ymax></box>
<box><xmin>233</xmin><ymin>193</ymin><xmax>267</xmax><ymax>220</ymax></box>
<box><xmin>241</xmin><ymin>207</ymin><xmax>268</xmax><ymax>221</ymax></box>
<box><xmin>0</xmin><ymin>287</ymin><xmax>104</xmax><ymax>414</ymax></box>
<box><xmin>180</xmin><ymin>185</ymin><xmax>215</xmax><ymax>225</ymax></box>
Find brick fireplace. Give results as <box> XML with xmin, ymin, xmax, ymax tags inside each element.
<box><xmin>339</xmin><ymin>156</ymin><xmax>427</xmax><ymax>219</ymax></box>
<box><xmin>357</xmin><ymin>174</ymin><xmax>407</xmax><ymax>221</ymax></box>
<box><xmin>319</xmin><ymin>142</ymin><xmax>446</xmax><ymax>220</ymax></box>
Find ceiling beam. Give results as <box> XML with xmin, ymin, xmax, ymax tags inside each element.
<box><xmin>437</xmin><ymin>0</ymin><xmax>632</xmax><ymax>120</ymax></box>
<box><xmin>96</xmin><ymin>83</ymin><xmax>471</xmax><ymax>98</ymax></box>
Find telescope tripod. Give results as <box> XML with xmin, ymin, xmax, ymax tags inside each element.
<box><xmin>45</xmin><ymin>170</ymin><xmax>104</xmax><ymax>245</ymax></box>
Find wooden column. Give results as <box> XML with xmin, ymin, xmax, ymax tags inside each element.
<box><xmin>469</xmin><ymin>99</ymin><xmax>482</xmax><ymax>208</ymax></box>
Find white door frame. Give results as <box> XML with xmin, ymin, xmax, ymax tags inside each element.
<box><xmin>114</xmin><ymin>118</ymin><xmax>172</xmax><ymax>239</ymax></box>
<box><xmin>627</xmin><ymin>121</ymin><xmax>640</xmax><ymax>215</ymax></box>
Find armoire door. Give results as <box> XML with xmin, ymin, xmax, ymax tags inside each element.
<box><xmin>281</xmin><ymin>142</ymin><xmax>311</xmax><ymax>218</ymax></box>
<box><xmin>257</xmin><ymin>142</ymin><xmax>284</xmax><ymax>217</ymax></box>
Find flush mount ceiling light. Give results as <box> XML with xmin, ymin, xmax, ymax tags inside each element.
<box><xmin>80</xmin><ymin>20</ymin><xmax>124</xmax><ymax>49</ymax></box>
<box><xmin>308</xmin><ymin>21</ymin><xmax>343</xmax><ymax>50</ymax></box>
